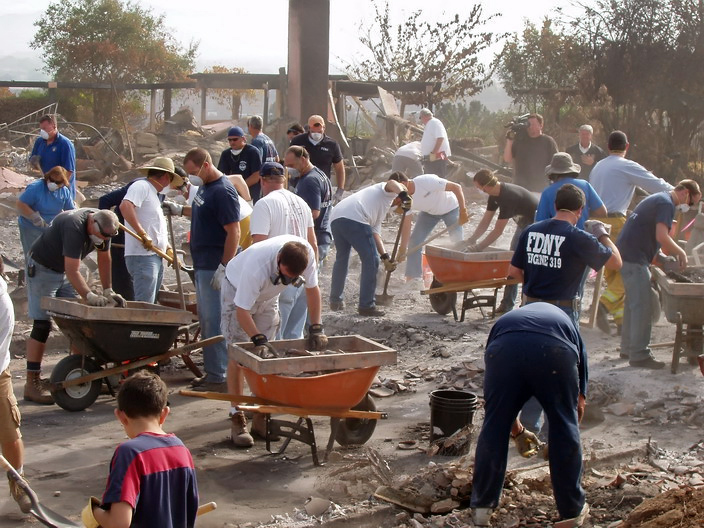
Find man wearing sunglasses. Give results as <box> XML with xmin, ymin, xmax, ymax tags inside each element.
<box><xmin>290</xmin><ymin>115</ymin><xmax>346</xmax><ymax>205</ymax></box>
<box><xmin>217</xmin><ymin>126</ymin><xmax>263</xmax><ymax>203</ymax></box>
<box><xmin>220</xmin><ymin>235</ymin><xmax>325</xmax><ymax>446</ymax></box>
<box><xmin>24</xmin><ymin>209</ymin><xmax>124</xmax><ymax>404</ymax></box>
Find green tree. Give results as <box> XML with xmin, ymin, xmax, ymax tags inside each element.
<box><xmin>344</xmin><ymin>1</ymin><xmax>503</xmax><ymax>112</ymax></box>
<box><xmin>31</xmin><ymin>0</ymin><xmax>197</xmax><ymax>122</ymax></box>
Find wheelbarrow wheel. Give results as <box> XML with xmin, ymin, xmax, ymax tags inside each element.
<box><xmin>335</xmin><ymin>394</ymin><xmax>377</xmax><ymax>446</ymax></box>
<box><xmin>429</xmin><ymin>278</ymin><xmax>457</xmax><ymax>316</ymax></box>
<box><xmin>50</xmin><ymin>355</ymin><xmax>102</xmax><ymax>412</ymax></box>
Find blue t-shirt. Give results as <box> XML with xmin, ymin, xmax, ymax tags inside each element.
<box><xmin>488</xmin><ymin>302</ymin><xmax>588</xmax><ymax>395</ymax></box>
<box><xmin>190</xmin><ymin>176</ymin><xmax>240</xmax><ymax>270</ymax></box>
<box><xmin>617</xmin><ymin>191</ymin><xmax>675</xmax><ymax>265</ymax></box>
<box><xmin>217</xmin><ymin>144</ymin><xmax>263</xmax><ymax>202</ymax></box>
<box><xmin>250</xmin><ymin>133</ymin><xmax>279</xmax><ymax>163</ymax></box>
<box><xmin>291</xmin><ymin>166</ymin><xmax>332</xmax><ymax>246</ymax></box>
<box><xmin>535</xmin><ymin>177</ymin><xmax>605</xmax><ymax>229</ymax></box>
<box><xmin>30</xmin><ymin>133</ymin><xmax>77</xmax><ymax>199</ymax></box>
<box><xmin>18</xmin><ymin>179</ymin><xmax>74</xmax><ymax>229</ymax></box>
<box><xmin>512</xmin><ymin>218</ymin><xmax>612</xmax><ymax>300</ymax></box>
<box><xmin>101</xmin><ymin>432</ymin><xmax>198</xmax><ymax>528</ymax></box>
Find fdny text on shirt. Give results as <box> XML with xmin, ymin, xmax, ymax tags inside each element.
<box><xmin>525</xmin><ymin>232</ymin><xmax>565</xmax><ymax>269</ymax></box>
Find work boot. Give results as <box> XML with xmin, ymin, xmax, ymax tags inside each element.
<box><xmin>251</xmin><ymin>413</ymin><xmax>280</xmax><ymax>441</ymax></box>
<box><xmin>24</xmin><ymin>371</ymin><xmax>54</xmax><ymax>405</ymax></box>
<box><xmin>472</xmin><ymin>507</ymin><xmax>493</xmax><ymax>526</ymax></box>
<box><xmin>329</xmin><ymin>301</ymin><xmax>345</xmax><ymax>312</ymax></box>
<box><xmin>230</xmin><ymin>411</ymin><xmax>254</xmax><ymax>448</ymax></box>
<box><xmin>358</xmin><ymin>306</ymin><xmax>385</xmax><ymax>317</ymax></box>
<box><xmin>7</xmin><ymin>472</ymin><xmax>32</xmax><ymax>514</ymax></box>
<box><xmin>596</xmin><ymin>303</ymin><xmax>611</xmax><ymax>335</ymax></box>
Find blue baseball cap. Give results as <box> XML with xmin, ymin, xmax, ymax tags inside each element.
<box><xmin>260</xmin><ymin>162</ymin><xmax>285</xmax><ymax>177</ymax></box>
<box><xmin>227</xmin><ymin>126</ymin><xmax>245</xmax><ymax>138</ymax></box>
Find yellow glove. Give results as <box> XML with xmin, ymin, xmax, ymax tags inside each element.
<box><xmin>512</xmin><ymin>428</ymin><xmax>540</xmax><ymax>458</ymax></box>
<box><xmin>81</xmin><ymin>496</ymin><xmax>101</xmax><ymax>528</ymax></box>
<box><xmin>166</xmin><ymin>247</ymin><xmax>176</xmax><ymax>268</ymax></box>
<box><xmin>138</xmin><ymin>231</ymin><xmax>153</xmax><ymax>251</ymax></box>
<box><xmin>459</xmin><ymin>209</ymin><xmax>470</xmax><ymax>225</ymax></box>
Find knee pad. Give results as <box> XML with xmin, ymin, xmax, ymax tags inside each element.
<box><xmin>30</xmin><ymin>320</ymin><xmax>51</xmax><ymax>343</ymax></box>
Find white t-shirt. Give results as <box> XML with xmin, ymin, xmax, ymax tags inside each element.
<box><xmin>123</xmin><ymin>179</ymin><xmax>168</xmax><ymax>256</ymax></box>
<box><xmin>395</xmin><ymin>141</ymin><xmax>422</xmax><ymax>160</ymax></box>
<box><xmin>250</xmin><ymin>189</ymin><xmax>313</xmax><ymax>238</ymax></box>
<box><xmin>411</xmin><ymin>174</ymin><xmax>458</xmax><ymax>216</ymax></box>
<box><xmin>330</xmin><ymin>182</ymin><xmax>397</xmax><ymax>234</ymax></box>
<box><xmin>420</xmin><ymin>117</ymin><xmax>451</xmax><ymax>157</ymax></box>
<box><xmin>0</xmin><ymin>276</ymin><xmax>13</xmax><ymax>373</ymax></box>
<box><xmin>224</xmin><ymin>235</ymin><xmax>318</xmax><ymax>310</ymax></box>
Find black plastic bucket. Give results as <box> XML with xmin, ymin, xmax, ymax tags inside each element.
<box><xmin>429</xmin><ymin>389</ymin><xmax>478</xmax><ymax>443</ymax></box>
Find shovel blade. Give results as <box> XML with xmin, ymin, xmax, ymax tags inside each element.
<box><xmin>375</xmin><ymin>293</ymin><xmax>394</xmax><ymax>306</ymax></box>
<box><xmin>31</xmin><ymin>504</ymin><xmax>81</xmax><ymax>528</ymax></box>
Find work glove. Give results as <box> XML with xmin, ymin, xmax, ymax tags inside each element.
<box><xmin>29</xmin><ymin>155</ymin><xmax>41</xmax><ymax>171</ymax></box>
<box><xmin>28</xmin><ymin>211</ymin><xmax>48</xmax><ymax>228</ymax></box>
<box><xmin>397</xmin><ymin>190</ymin><xmax>412</xmax><ymax>211</ymax></box>
<box><xmin>467</xmin><ymin>244</ymin><xmax>481</xmax><ymax>253</ymax></box>
<box><xmin>584</xmin><ymin>220</ymin><xmax>610</xmax><ymax>239</ymax></box>
<box><xmin>162</xmin><ymin>200</ymin><xmax>184</xmax><ymax>217</ymax></box>
<box><xmin>138</xmin><ymin>231</ymin><xmax>153</xmax><ymax>251</ymax></box>
<box><xmin>251</xmin><ymin>333</ymin><xmax>278</xmax><ymax>359</ymax></box>
<box><xmin>332</xmin><ymin>187</ymin><xmax>345</xmax><ymax>206</ymax></box>
<box><xmin>165</xmin><ymin>247</ymin><xmax>176</xmax><ymax>268</ymax></box>
<box><xmin>512</xmin><ymin>427</ymin><xmax>541</xmax><ymax>458</ymax></box>
<box><xmin>81</xmin><ymin>496</ymin><xmax>101</xmax><ymax>528</ymax></box>
<box><xmin>656</xmin><ymin>252</ymin><xmax>679</xmax><ymax>273</ymax></box>
<box><xmin>505</xmin><ymin>129</ymin><xmax>516</xmax><ymax>141</ymax></box>
<box><xmin>380</xmin><ymin>253</ymin><xmax>397</xmax><ymax>272</ymax></box>
<box><xmin>103</xmin><ymin>288</ymin><xmax>127</xmax><ymax>308</ymax></box>
<box><xmin>308</xmin><ymin>324</ymin><xmax>328</xmax><ymax>351</ymax></box>
<box><xmin>210</xmin><ymin>263</ymin><xmax>226</xmax><ymax>291</ymax></box>
<box><xmin>459</xmin><ymin>209</ymin><xmax>470</xmax><ymax>226</ymax></box>
<box><xmin>86</xmin><ymin>291</ymin><xmax>109</xmax><ymax>307</ymax></box>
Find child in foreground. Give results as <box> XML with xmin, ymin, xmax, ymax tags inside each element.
<box><xmin>82</xmin><ymin>371</ymin><xmax>198</xmax><ymax>528</ymax></box>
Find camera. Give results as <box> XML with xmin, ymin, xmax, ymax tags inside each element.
<box><xmin>504</xmin><ymin>114</ymin><xmax>530</xmax><ymax>140</ymax></box>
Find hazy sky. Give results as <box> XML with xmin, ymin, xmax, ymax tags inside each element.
<box><xmin>0</xmin><ymin>0</ymin><xmax>569</xmax><ymax>80</ymax></box>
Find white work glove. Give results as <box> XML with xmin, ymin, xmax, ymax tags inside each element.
<box><xmin>103</xmin><ymin>288</ymin><xmax>127</xmax><ymax>308</ymax></box>
<box><xmin>512</xmin><ymin>428</ymin><xmax>541</xmax><ymax>458</ymax></box>
<box><xmin>332</xmin><ymin>187</ymin><xmax>345</xmax><ymax>206</ymax></box>
<box><xmin>28</xmin><ymin>211</ymin><xmax>48</xmax><ymax>228</ymax></box>
<box><xmin>584</xmin><ymin>220</ymin><xmax>610</xmax><ymax>239</ymax></box>
<box><xmin>162</xmin><ymin>200</ymin><xmax>184</xmax><ymax>217</ymax></box>
<box><xmin>210</xmin><ymin>263</ymin><xmax>226</xmax><ymax>291</ymax></box>
<box><xmin>86</xmin><ymin>291</ymin><xmax>109</xmax><ymax>307</ymax></box>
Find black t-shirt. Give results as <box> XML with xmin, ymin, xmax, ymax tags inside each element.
<box><xmin>217</xmin><ymin>144</ymin><xmax>263</xmax><ymax>201</ymax></box>
<box><xmin>565</xmin><ymin>143</ymin><xmax>606</xmax><ymax>181</ymax></box>
<box><xmin>289</xmin><ymin>134</ymin><xmax>343</xmax><ymax>178</ymax></box>
<box><xmin>486</xmin><ymin>182</ymin><xmax>539</xmax><ymax>222</ymax></box>
<box><xmin>511</xmin><ymin>134</ymin><xmax>558</xmax><ymax>192</ymax></box>
<box><xmin>30</xmin><ymin>208</ymin><xmax>110</xmax><ymax>272</ymax></box>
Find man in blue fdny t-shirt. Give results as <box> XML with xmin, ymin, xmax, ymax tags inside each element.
<box><xmin>247</xmin><ymin>115</ymin><xmax>279</xmax><ymax>163</ymax></box>
<box><xmin>470</xmin><ymin>303</ymin><xmax>589</xmax><ymax>528</ymax></box>
<box><xmin>163</xmin><ymin>148</ymin><xmax>240</xmax><ymax>392</ymax></box>
<box><xmin>617</xmin><ymin>180</ymin><xmax>700</xmax><ymax>369</ymax></box>
<box><xmin>218</xmin><ymin>126</ymin><xmax>263</xmax><ymax>203</ymax></box>
<box><xmin>30</xmin><ymin>115</ymin><xmax>77</xmax><ymax>199</ymax></box>
<box><xmin>84</xmin><ymin>371</ymin><xmax>198</xmax><ymax>528</ymax></box>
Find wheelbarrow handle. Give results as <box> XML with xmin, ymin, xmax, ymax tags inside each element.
<box><xmin>197</xmin><ymin>502</ymin><xmax>217</xmax><ymax>516</ymax></box>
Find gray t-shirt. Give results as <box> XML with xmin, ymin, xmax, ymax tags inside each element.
<box><xmin>30</xmin><ymin>208</ymin><xmax>110</xmax><ymax>272</ymax></box>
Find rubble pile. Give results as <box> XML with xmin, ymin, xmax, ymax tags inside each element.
<box><xmin>621</xmin><ymin>486</ymin><xmax>704</xmax><ymax>527</ymax></box>
<box><xmin>604</xmin><ymin>388</ymin><xmax>704</xmax><ymax>427</ymax></box>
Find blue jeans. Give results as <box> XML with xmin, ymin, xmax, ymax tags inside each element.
<box><xmin>405</xmin><ymin>208</ymin><xmax>462</xmax><ymax>279</ymax></box>
<box><xmin>125</xmin><ymin>254</ymin><xmax>163</xmax><ymax>303</ymax></box>
<box><xmin>277</xmin><ymin>284</ymin><xmax>307</xmax><ymax>339</ymax></box>
<box><xmin>471</xmin><ymin>332</ymin><xmax>585</xmax><ymax>519</ymax></box>
<box><xmin>19</xmin><ymin>221</ymin><xmax>46</xmax><ymax>266</ymax></box>
<box><xmin>500</xmin><ymin>217</ymin><xmax>531</xmax><ymax>308</ymax></box>
<box><xmin>195</xmin><ymin>269</ymin><xmax>228</xmax><ymax>383</ymax></box>
<box><xmin>621</xmin><ymin>261</ymin><xmax>653</xmax><ymax>361</ymax></box>
<box><xmin>27</xmin><ymin>258</ymin><xmax>77</xmax><ymax>320</ymax></box>
<box><xmin>423</xmin><ymin>158</ymin><xmax>447</xmax><ymax>177</ymax></box>
<box><xmin>330</xmin><ymin>218</ymin><xmax>379</xmax><ymax>309</ymax></box>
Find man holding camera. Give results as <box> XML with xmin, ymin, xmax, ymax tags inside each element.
<box><xmin>504</xmin><ymin>113</ymin><xmax>558</xmax><ymax>192</ymax></box>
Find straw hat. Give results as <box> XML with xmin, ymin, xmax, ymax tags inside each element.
<box><xmin>138</xmin><ymin>157</ymin><xmax>184</xmax><ymax>188</ymax></box>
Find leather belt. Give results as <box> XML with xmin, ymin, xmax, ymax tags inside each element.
<box><xmin>524</xmin><ymin>296</ymin><xmax>578</xmax><ymax>309</ymax></box>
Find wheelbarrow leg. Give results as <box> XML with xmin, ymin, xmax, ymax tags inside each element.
<box><xmin>672</xmin><ymin>312</ymin><xmax>683</xmax><ymax>374</ymax></box>
<box><xmin>325</xmin><ymin>418</ymin><xmax>342</xmax><ymax>464</ymax></box>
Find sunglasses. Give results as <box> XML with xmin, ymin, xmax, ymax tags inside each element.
<box><xmin>228</xmin><ymin>137</ymin><xmax>244</xmax><ymax>143</ymax></box>
<box><xmin>271</xmin><ymin>262</ymin><xmax>305</xmax><ymax>288</ymax></box>
<box><xmin>95</xmin><ymin>220</ymin><xmax>118</xmax><ymax>238</ymax></box>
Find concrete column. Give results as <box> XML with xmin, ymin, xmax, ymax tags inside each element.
<box><xmin>287</xmin><ymin>0</ymin><xmax>330</xmax><ymax>122</ymax></box>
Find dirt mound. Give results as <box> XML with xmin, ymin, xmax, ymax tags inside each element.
<box><xmin>622</xmin><ymin>487</ymin><xmax>704</xmax><ymax>528</ymax></box>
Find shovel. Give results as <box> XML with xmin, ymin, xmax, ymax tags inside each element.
<box><xmin>119</xmin><ymin>222</ymin><xmax>195</xmax><ymax>283</ymax></box>
<box><xmin>0</xmin><ymin>455</ymin><xmax>79</xmax><ymax>528</ymax></box>
<box><xmin>376</xmin><ymin>209</ymin><xmax>407</xmax><ymax>306</ymax></box>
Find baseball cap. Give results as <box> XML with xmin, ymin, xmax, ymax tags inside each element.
<box><xmin>260</xmin><ymin>162</ymin><xmax>285</xmax><ymax>177</ymax></box>
<box><xmin>227</xmin><ymin>126</ymin><xmax>245</xmax><ymax>138</ymax></box>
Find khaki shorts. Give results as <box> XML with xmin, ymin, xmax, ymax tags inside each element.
<box><xmin>0</xmin><ymin>368</ymin><xmax>21</xmax><ymax>443</ymax></box>
<box><xmin>221</xmin><ymin>278</ymin><xmax>280</xmax><ymax>361</ymax></box>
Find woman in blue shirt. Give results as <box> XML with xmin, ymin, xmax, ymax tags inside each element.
<box><xmin>16</xmin><ymin>166</ymin><xmax>75</xmax><ymax>261</ymax></box>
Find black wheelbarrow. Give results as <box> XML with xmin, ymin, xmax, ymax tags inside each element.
<box><xmin>41</xmin><ymin>297</ymin><xmax>223</xmax><ymax>411</ymax></box>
